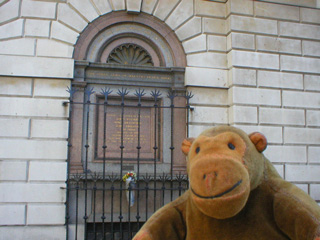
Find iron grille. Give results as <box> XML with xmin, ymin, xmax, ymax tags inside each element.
<box><xmin>65</xmin><ymin>86</ymin><xmax>193</xmax><ymax>240</ymax></box>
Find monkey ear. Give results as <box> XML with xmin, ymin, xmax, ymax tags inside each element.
<box><xmin>249</xmin><ymin>132</ymin><xmax>267</xmax><ymax>153</ymax></box>
<box><xmin>181</xmin><ymin>138</ymin><xmax>195</xmax><ymax>156</ymax></box>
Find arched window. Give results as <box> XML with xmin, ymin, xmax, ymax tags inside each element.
<box><xmin>66</xmin><ymin>11</ymin><xmax>191</xmax><ymax>240</ymax></box>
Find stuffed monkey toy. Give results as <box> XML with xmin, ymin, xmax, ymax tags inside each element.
<box><xmin>133</xmin><ymin>126</ymin><xmax>320</xmax><ymax>240</ymax></box>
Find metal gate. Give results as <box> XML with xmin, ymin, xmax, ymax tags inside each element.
<box><xmin>65</xmin><ymin>86</ymin><xmax>193</xmax><ymax>240</ymax></box>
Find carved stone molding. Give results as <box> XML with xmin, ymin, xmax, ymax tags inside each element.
<box><xmin>107</xmin><ymin>44</ymin><xmax>154</xmax><ymax>66</ymax></box>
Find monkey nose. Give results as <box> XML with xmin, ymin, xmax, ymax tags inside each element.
<box><xmin>203</xmin><ymin>172</ymin><xmax>218</xmax><ymax>180</ymax></box>
<box><xmin>203</xmin><ymin>172</ymin><xmax>218</xmax><ymax>191</ymax></box>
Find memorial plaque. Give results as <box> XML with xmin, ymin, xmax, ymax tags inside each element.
<box><xmin>95</xmin><ymin>97</ymin><xmax>161</xmax><ymax>162</ymax></box>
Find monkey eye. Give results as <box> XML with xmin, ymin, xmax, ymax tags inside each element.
<box><xmin>228</xmin><ymin>143</ymin><xmax>235</xmax><ymax>150</ymax></box>
<box><xmin>195</xmin><ymin>147</ymin><xmax>200</xmax><ymax>154</ymax></box>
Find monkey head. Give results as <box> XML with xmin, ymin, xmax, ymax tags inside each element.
<box><xmin>182</xmin><ymin>126</ymin><xmax>267</xmax><ymax>219</ymax></box>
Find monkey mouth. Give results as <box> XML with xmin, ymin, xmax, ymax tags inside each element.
<box><xmin>191</xmin><ymin>180</ymin><xmax>243</xmax><ymax>199</ymax></box>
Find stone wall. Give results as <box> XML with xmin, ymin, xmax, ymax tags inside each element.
<box><xmin>0</xmin><ymin>0</ymin><xmax>319</xmax><ymax>238</ymax></box>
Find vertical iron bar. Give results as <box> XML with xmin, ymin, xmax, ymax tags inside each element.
<box><xmin>110</xmin><ymin>174</ymin><xmax>115</xmax><ymax>240</ymax></box>
<box><xmin>101</xmin><ymin>88</ymin><xmax>112</xmax><ymax>240</ymax></box>
<box><xmin>168</xmin><ymin>91</ymin><xmax>176</xmax><ymax>201</ymax></box>
<box><xmin>84</xmin><ymin>87</ymin><xmax>94</xmax><ymax>240</ymax></box>
<box><xmin>65</xmin><ymin>86</ymin><xmax>76</xmax><ymax>240</ymax></box>
<box><xmin>128</xmin><ymin>184</ymin><xmax>132</xmax><ymax>239</ymax></box>
<box><xmin>134</xmin><ymin>89</ymin><xmax>144</xmax><ymax>231</ymax></box>
<box><xmin>93</xmin><ymin>176</ymin><xmax>97</xmax><ymax>240</ymax></box>
<box><xmin>75</xmin><ymin>179</ymin><xmax>79</xmax><ymax>240</ymax></box>
<box><xmin>151</xmin><ymin>90</ymin><xmax>161</xmax><ymax>213</ymax></box>
<box><xmin>145</xmin><ymin>175</ymin><xmax>149</xmax><ymax>220</ymax></box>
<box><xmin>118</xmin><ymin>88</ymin><xmax>128</xmax><ymax>240</ymax></box>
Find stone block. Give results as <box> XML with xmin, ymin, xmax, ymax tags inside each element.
<box><xmin>154</xmin><ymin>0</ymin><xmax>180</xmax><ymax>21</ymax></box>
<box><xmin>0</xmin><ymin>77</ymin><xmax>32</xmax><ymax>96</ymax></box>
<box><xmin>166</xmin><ymin>0</ymin><xmax>193</xmax><ymax>30</ymax></box>
<box><xmin>257</xmin><ymin>71</ymin><xmax>303</xmax><ymax>89</ymax></box>
<box><xmin>175</xmin><ymin>17</ymin><xmax>201</xmax><ymax>41</ymax></box>
<box><xmin>51</xmin><ymin>21</ymin><xmax>79</xmax><ymax>44</ymax></box>
<box><xmin>229</xmin><ymin>68</ymin><xmax>256</xmax><ymax>86</ymax></box>
<box><xmin>255</xmin><ymin>1</ymin><xmax>299</xmax><ymax>21</ymax></box>
<box><xmin>109</xmin><ymin>0</ymin><xmax>125</xmax><ymax>11</ymax></box>
<box><xmin>228</xmin><ymin>33</ymin><xmax>254</xmax><ymax>51</ymax></box>
<box><xmin>187</xmin><ymin>52</ymin><xmax>227</xmax><ymax>69</ymax></box>
<box><xmin>141</xmin><ymin>0</ymin><xmax>157</xmax><ymax>14</ymax></box>
<box><xmin>29</xmin><ymin>161</ymin><xmax>67</xmax><ymax>181</ymax></box>
<box><xmin>188</xmin><ymin>87</ymin><xmax>228</xmax><ymax>106</ymax></box>
<box><xmin>227</xmin><ymin>0</ymin><xmax>253</xmax><ymax>15</ymax></box>
<box><xmin>229</xmin><ymin>105</ymin><xmax>257</xmax><ymax>124</ymax></box>
<box><xmin>0</xmin><ymin>161</ymin><xmax>27</xmax><ymax>181</ymax></box>
<box><xmin>307</xmin><ymin>110</ymin><xmax>320</xmax><ymax>127</ymax></box>
<box><xmin>310</xmin><ymin>185</ymin><xmax>320</xmax><ymax>201</ymax></box>
<box><xmin>0</xmin><ymin>97</ymin><xmax>69</xmax><ymax>117</ymax></box>
<box><xmin>259</xmin><ymin>0</ymin><xmax>316</xmax><ymax>8</ymax></box>
<box><xmin>21</xmin><ymin>0</ymin><xmax>56</xmax><ymax>19</ymax></box>
<box><xmin>272</xmin><ymin>164</ymin><xmax>284</xmax><ymax>178</ymax></box>
<box><xmin>284</xmin><ymin>127</ymin><xmax>320</xmax><ymax>144</ymax></box>
<box><xmin>189</xmin><ymin>124</ymin><xmax>212</xmax><ymax>138</ymax></box>
<box><xmin>281</xmin><ymin>55</ymin><xmax>320</xmax><ymax>74</ymax></box>
<box><xmin>0</xmin><ymin>19</ymin><xmax>23</xmax><ymax>39</ymax></box>
<box><xmin>204</xmin><ymin>18</ymin><xmax>226</xmax><ymax>35</ymax></box>
<box><xmin>0</xmin><ymin>226</ymin><xmax>66</xmax><ymax>240</ymax></box>
<box><xmin>185</xmin><ymin>67</ymin><xmax>228</xmax><ymax>88</ymax></box>
<box><xmin>92</xmin><ymin>0</ymin><xmax>112</xmax><ymax>15</ymax></box>
<box><xmin>233</xmin><ymin>125</ymin><xmax>283</xmax><ymax>144</ymax></box>
<box><xmin>230</xmin><ymin>15</ymin><xmax>277</xmax><ymax>35</ymax></box>
<box><xmin>0</xmin><ymin>0</ymin><xmax>20</xmax><ymax>24</ymax></box>
<box><xmin>309</xmin><ymin>147</ymin><xmax>320</xmax><ymax>163</ymax></box>
<box><xmin>31</xmin><ymin>119</ymin><xmax>68</xmax><ymax>139</ymax></box>
<box><xmin>283</xmin><ymin>91</ymin><xmax>320</xmax><ymax>108</ymax></box>
<box><xmin>303</xmin><ymin>40</ymin><xmax>320</xmax><ymax>57</ymax></box>
<box><xmin>0</xmin><ymin>118</ymin><xmax>29</xmax><ymax>137</ymax></box>
<box><xmin>27</xmin><ymin>204</ymin><xmax>65</xmax><ymax>225</ymax></box>
<box><xmin>183</xmin><ymin>35</ymin><xmax>206</xmax><ymax>53</ymax></box>
<box><xmin>0</xmin><ymin>204</ymin><xmax>25</xmax><ymax>225</ymax></box>
<box><xmin>57</xmin><ymin>3</ymin><xmax>88</xmax><ymax>32</ymax></box>
<box><xmin>190</xmin><ymin>106</ymin><xmax>228</xmax><ymax>124</ymax></box>
<box><xmin>264</xmin><ymin>145</ymin><xmax>306</xmax><ymax>163</ymax></box>
<box><xmin>0</xmin><ymin>55</ymin><xmax>74</xmax><ymax>78</ymax></box>
<box><xmin>33</xmin><ymin>79</ymin><xmax>70</xmax><ymax>97</ymax></box>
<box><xmin>208</xmin><ymin>35</ymin><xmax>226</xmax><ymax>52</ymax></box>
<box><xmin>195</xmin><ymin>0</ymin><xmax>226</xmax><ymax>17</ymax></box>
<box><xmin>305</xmin><ymin>75</ymin><xmax>320</xmax><ymax>91</ymax></box>
<box><xmin>25</xmin><ymin>19</ymin><xmax>50</xmax><ymax>37</ymax></box>
<box><xmin>301</xmin><ymin>8</ymin><xmax>320</xmax><ymax>24</ymax></box>
<box><xmin>126</xmin><ymin>0</ymin><xmax>142</xmax><ymax>12</ymax></box>
<box><xmin>0</xmin><ymin>38</ymin><xmax>35</xmax><ymax>56</ymax></box>
<box><xmin>68</xmin><ymin>0</ymin><xmax>99</xmax><ymax>22</ymax></box>
<box><xmin>230</xmin><ymin>86</ymin><xmax>281</xmax><ymax>106</ymax></box>
<box><xmin>36</xmin><ymin>39</ymin><xmax>74</xmax><ymax>58</ymax></box>
<box><xmin>0</xmin><ymin>183</ymin><xmax>66</xmax><ymax>203</ymax></box>
<box><xmin>257</xmin><ymin>36</ymin><xmax>301</xmax><ymax>55</ymax></box>
<box><xmin>280</xmin><ymin>22</ymin><xmax>320</xmax><ymax>40</ymax></box>
<box><xmin>259</xmin><ymin>108</ymin><xmax>305</xmax><ymax>126</ymax></box>
<box><xmin>285</xmin><ymin>164</ymin><xmax>320</xmax><ymax>182</ymax></box>
<box><xmin>228</xmin><ymin>51</ymin><xmax>279</xmax><ymax>70</ymax></box>
<box><xmin>0</xmin><ymin>139</ymin><xmax>67</xmax><ymax>160</ymax></box>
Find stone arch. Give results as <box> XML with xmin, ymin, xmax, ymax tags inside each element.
<box><xmin>73</xmin><ymin>11</ymin><xmax>186</xmax><ymax>68</ymax></box>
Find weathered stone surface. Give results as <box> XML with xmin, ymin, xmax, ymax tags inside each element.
<box><xmin>25</xmin><ymin>19</ymin><xmax>50</xmax><ymax>37</ymax></box>
<box><xmin>175</xmin><ymin>17</ymin><xmax>201</xmax><ymax>41</ymax></box>
<box><xmin>0</xmin><ymin>55</ymin><xmax>74</xmax><ymax>78</ymax></box>
<box><xmin>166</xmin><ymin>0</ymin><xmax>193</xmax><ymax>30</ymax></box>
<box><xmin>185</xmin><ymin>67</ymin><xmax>228</xmax><ymax>88</ymax></box>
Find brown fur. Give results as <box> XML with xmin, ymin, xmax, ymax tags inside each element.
<box><xmin>133</xmin><ymin>126</ymin><xmax>320</xmax><ymax>240</ymax></box>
